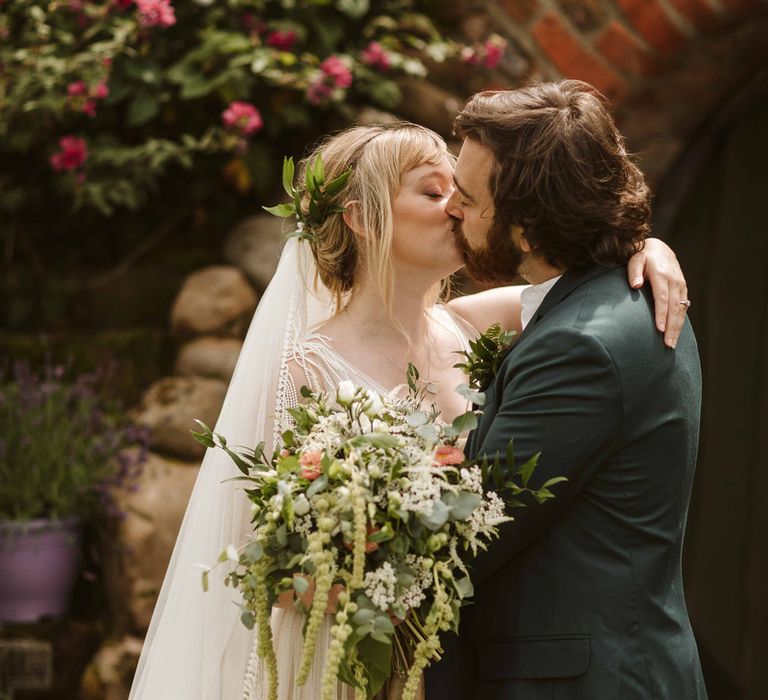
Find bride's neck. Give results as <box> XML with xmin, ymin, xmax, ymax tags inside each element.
<box><xmin>343</xmin><ymin>274</ymin><xmax>435</xmax><ymax>344</ymax></box>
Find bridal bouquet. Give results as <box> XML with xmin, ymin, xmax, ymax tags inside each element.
<box><xmin>193</xmin><ymin>371</ymin><xmax>559</xmax><ymax>700</ymax></box>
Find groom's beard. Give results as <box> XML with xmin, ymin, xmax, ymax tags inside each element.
<box><xmin>453</xmin><ymin>218</ymin><xmax>525</xmax><ymax>285</ymax></box>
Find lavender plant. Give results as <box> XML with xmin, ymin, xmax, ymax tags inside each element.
<box><xmin>0</xmin><ymin>362</ymin><xmax>148</xmax><ymax>523</ymax></box>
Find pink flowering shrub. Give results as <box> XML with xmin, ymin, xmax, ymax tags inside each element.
<box><xmin>1</xmin><ymin>0</ymin><xmax>507</xmax><ymax>231</ymax></box>
<box><xmin>135</xmin><ymin>0</ymin><xmax>176</xmax><ymax>29</ymax></box>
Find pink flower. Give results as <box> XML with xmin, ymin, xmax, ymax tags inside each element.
<box><xmin>82</xmin><ymin>99</ymin><xmax>97</xmax><ymax>117</ymax></box>
<box><xmin>433</xmin><ymin>445</ymin><xmax>465</xmax><ymax>467</ymax></box>
<box><xmin>135</xmin><ymin>0</ymin><xmax>176</xmax><ymax>29</ymax></box>
<box><xmin>483</xmin><ymin>37</ymin><xmax>506</xmax><ymax>69</ymax></box>
<box><xmin>306</xmin><ymin>79</ymin><xmax>333</xmax><ymax>105</ymax></box>
<box><xmin>321</xmin><ymin>55</ymin><xmax>353</xmax><ymax>89</ymax></box>
<box><xmin>50</xmin><ymin>136</ymin><xmax>88</xmax><ymax>172</ymax></box>
<box><xmin>266</xmin><ymin>29</ymin><xmax>297</xmax><ymax>51</ymax></box>
<box><xmin>67</xmin><ymin>81</ymin><xmax>87</xmax><ymax>97</ymax></box>
<box><xmin>221</xmin><ymin>101</ymin><xmax>263</xmax><ymax>136</ymax></box>
<box><xmin>360</xmin><ymin>42</ymin><xmax>390</xmax><ymax>71</ymax></box>
<box><xmin>103</xmin><ymin>57</ymin><xmax>114</xmax><ymax>68</ymax></box>
<box><xmin>114</xmin><ymin>0</ymin><xmax>132</xmax><ymax>8</ymax></box>
<box><xmin>461</xmin><ymin>46</ymin><xmax>480</xmax><ymax>66</ymax></box>
<box><xmin>92</xmin><ymin>81</ymin><xmax>110</xmax><ymax>99</ymax></box>
<box><xmin>299</xmin><ymin>450</ymin><xmax>323</xmax><ymax>480</ymax></box>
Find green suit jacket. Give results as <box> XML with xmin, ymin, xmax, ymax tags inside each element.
<box><xmin>425</xmin><ymin>265</ymin><xmax>707</xmax><ymax>699</ymax></box>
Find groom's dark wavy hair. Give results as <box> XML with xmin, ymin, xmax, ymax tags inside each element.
<box><xmin>453</xmin><ymin>80</ymin><xmax>650</xmax><ymax>270</ymax></box>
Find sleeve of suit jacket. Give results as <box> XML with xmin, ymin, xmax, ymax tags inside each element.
<box><xmin>470</xmin><ymin>325</ymin><xmax>623</xmax><ymax>588</ymax></box>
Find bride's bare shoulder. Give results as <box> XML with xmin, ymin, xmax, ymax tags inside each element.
<box><xmin>446</xmin><ymin>285</ymin><xmax>527</xmax><ymax>335</ymax></box>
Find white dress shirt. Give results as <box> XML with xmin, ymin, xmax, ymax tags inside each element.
<box><xmin>520</xmin><ymin>275</ymin><xmax>563</xmax><ymax>330</ymax></box>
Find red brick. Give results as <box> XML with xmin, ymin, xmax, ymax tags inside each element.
<box><xmin>720</xmin><ymin>0</ymin><xmax>761</xmax><ymax>14</ymax></box>
<box><xmin>500</xmin><ymin>0</ymin><xmax>541</xmax><ymax>25</ymax></box>
<box><xmin>532</xmin><ymin>12</ymin><xmax>630</xmax><ymax>103</ymax></box>
<box><xmin>596</xmin><ymin>21</ymin><xmax>659</xmax><ymax>77</ymax></box>
<box><xmin>668</xmin><ymin>0</ymin><xmax>722</xmax><ymax>32</ymax></box>
<box><xmin>617</xmin><ymin>0</ymin><xmax>688</xmax><ymax>55</ymax></box>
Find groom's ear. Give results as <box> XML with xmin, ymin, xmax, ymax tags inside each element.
<box><xmin>512</xmin><ymin>225</ymin><xmax>532</xmax><ymax>253</ymax></box>
<box><xmin>342</xmin><ymin>200</ymin><xmax>364</xmax><ymax>236</ymax></box>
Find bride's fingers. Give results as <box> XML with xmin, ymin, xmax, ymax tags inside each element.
<box><xmin>627</xmin><ymin>249</ymin><xmax>646</xmax><ymax>289</ymax></box>
<box><xmin>663</xmin><ymin>281</ymin><xmax>689</xmax><ymax>349</ymax></box>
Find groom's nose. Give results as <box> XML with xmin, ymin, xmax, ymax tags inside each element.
<box><xmin>445</xmin><ymin>190</ymin><xmax>463</xmax><ymax>220</ymax></box>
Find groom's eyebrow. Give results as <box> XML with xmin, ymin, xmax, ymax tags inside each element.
<box><xmin>452</xmin><ymin>176</ymin><xmax>475</xmax><ymax>203</ymax></box>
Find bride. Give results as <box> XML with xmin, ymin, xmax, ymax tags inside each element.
<box><xmin>128</xmin><ymin>122</ymin><xmax>687</xmax><ymax>699</ymax></box>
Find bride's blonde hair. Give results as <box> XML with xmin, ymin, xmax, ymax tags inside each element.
<box><xmin>297</xmin><ymin>122</ymin><xmax>453</xmax><ymax>317</ymax></box>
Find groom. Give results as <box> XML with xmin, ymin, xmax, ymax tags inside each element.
<box><xmin>427</xmin><ymin>81</ymin><xmax>707</xmax><ymax>698</ymax></box>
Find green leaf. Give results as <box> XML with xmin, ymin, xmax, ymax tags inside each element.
<box><xmin>201</xmin><ymin>569</ymin><xmax>209</xmax><ymax>592</ymax></box>
<box><xmin>243</xmin><ymin>541</ymin><xmax>263</xmax><ymax>561</ymax></box>
<box><xmin>520</xmin><ymin>452</ymin><xmax>541</xmax><ymax>487</ymax></box>
<box><xmin>454</xmin><ymin>575</ymin><xmax>474</xmax><ymax>599</ymax></box>
<box><xmin>447</xmin><ymin>491</ymin><xmax>482</xmax><ymax>520</ymax></box>
<box><xmin>324</xmin><ymin>169</ymin><xmax>351</xmax><ymax>196</ymax></box>
<box><xmin>190</xmin><ymin>430</ymin><xmax>215</xmax><ymax>448</ymax></box>
<box><xmin>542</xmin><ymin>476</ymin><xmax>569</xmax><ymax>489</ymax></box>
<box><xmin>306</xmin><ymin>474</ymin><xmax>328</xmax><ymax>497</ymax></box>
<box><xmin>240</xmin><ymin>610</ymin><xmax>255</xmax><ymax>630</ymax></box>
<box><xmin>421</xmin><ymin>499</ymin><xmax>449</xmax><ymax>530</ymax></box>
<box><xmin>262</xmin><ymin>203</ymin><xmax>295</xmax><ymax>218</ymax></box>
<box><xmin>127</xmin><ymin>90</ymin><xmax>160</xmax><ymax>127</ymax></box>
<box><xmin>293</xmin><ymin>575</ymin><xmax>309</xmax><ymax>596</ymax></box>
<box><xmin>415</xmin><ymin>423</ymin><xmax>438</xmax><ymax>443</ymax></box>
<box><xmin>454</xmin><ymin>383</ymin><xmax>486</xmax><ymax>406</ymax></box>
<box><xmin>451</xmin><ymin>411</ymin><xmax>478</xmax><ymax>434</ymax></box>
<box><xmin>282</xmin><ymin>156</ymin><xmax>295</xmax><ymax>197</ymax></box>
<box><xmin>313</xmin><ymin>153</ymin><xmax>325</xmax><ymax>187</ymax></box>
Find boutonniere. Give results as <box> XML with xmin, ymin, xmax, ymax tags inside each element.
<box><xmin>454</xmin><ymin>323</ymin><xmax>518</xmax><ymax>392</ymax></box>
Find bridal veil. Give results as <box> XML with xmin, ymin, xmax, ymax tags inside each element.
<box><xmin>129</xmin><ymin>238</ymin><xmax>335</xmax><ymax>698</ymax></box>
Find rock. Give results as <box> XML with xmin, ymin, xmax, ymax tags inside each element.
<box><xmin>111</xmin><ymin>452</ymin><xmax>200</xmax><ymax>633</ymax></box>
<box><xmin>170</xmin><ymin>265</ymin><xmax>258</xmax><ymax>338</ymax></box>
<box><xmin>223</xmin><ymin>214</ymin><xmax>287</xmax><ymax>291</ymax></box>
<box><xmin>394</xmin><ymin>78</ymin><xmax>463</xmax><ymax>136</ymax></box>
<box><xmin>80</xmin><ymin>635</ymin><xmax>143</xmax><ymax>700</ymax></box>
<box><xmin>134</xmin><ymin>376</ymin><xmax>227</xmax><ymax>460</ymax></box>
<box><xmin>174</xmin><ymin>336</ymin><xmax>243</xmax><ymax>382</ymax></box>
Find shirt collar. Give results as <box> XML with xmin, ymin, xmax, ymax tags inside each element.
<box><xmin>520</xmin><ymin>275</ymin><xmax>563</xmax><ymax>329</ymax></box>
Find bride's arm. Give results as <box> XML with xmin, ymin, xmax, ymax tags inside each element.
<box><xmin>447</xmin><ymin>237</ymin><xmax>688</xmax><ymax>348</ymax></box>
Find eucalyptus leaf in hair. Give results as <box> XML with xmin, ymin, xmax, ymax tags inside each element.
<box><xmin>263</xmin><ymin>155</ymin><xmax>351</xmax><ymax>244</ymax></box>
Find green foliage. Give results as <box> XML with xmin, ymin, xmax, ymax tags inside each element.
<box><xmin>454</xmin><ymin>323</ymin><xmax>518</xmax><ymax>392</ymax></box>
<box><xmin>0</xmin><ymin>0</ymin><xmax>493</xmax><ymax>234</ymax></box>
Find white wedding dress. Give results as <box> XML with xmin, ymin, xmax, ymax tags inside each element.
<box><xmin>129</xmin><ymin>239</ymin><xmax>475</xmax><ymax>700</ymax></box>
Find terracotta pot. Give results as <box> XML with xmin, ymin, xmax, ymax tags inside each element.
<box><xmin>0</xmin><ymin>517</ymin><xmax>81</xmax><ymax>622</ymax></box>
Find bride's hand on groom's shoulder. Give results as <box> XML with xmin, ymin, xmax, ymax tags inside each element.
<box><xmin>627</xmin><ymin>237</ymin><xmax>689</xmax><ymax>349</ymax></box>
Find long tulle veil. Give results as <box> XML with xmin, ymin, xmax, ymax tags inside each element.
<box><xmin>129</xmin><ymin>238</ymin><xmax>335</xmax><ymax>698</ymax></box>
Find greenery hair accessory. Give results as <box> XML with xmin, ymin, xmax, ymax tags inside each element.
<box><xmin>263</xmin><ymin>155</ymin><xmax>351</xmax><ymax>244</ymax></box>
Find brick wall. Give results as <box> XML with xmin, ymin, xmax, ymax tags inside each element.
<box><xmin>440</xmin><ymin>0</ymin><xmax>768</xmax><ymax>185</ymax></box>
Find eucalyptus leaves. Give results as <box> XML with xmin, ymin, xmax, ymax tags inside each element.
<box><xmin>263</xmin><ymin>154</ymin><xmax>351</xmax><ymax>244</ymax></box>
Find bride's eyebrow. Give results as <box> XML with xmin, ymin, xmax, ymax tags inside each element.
<box><xmin>416</xmin><ymin>170</ymin><xmax>450</xmax><ymax>185</ymax></box>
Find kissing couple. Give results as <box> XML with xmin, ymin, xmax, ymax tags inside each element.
<box><xmin>130</xmin><ymin>80</ymin><xmax>707</xmax><ymax>699</ymax></box>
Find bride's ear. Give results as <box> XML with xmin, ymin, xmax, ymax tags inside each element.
<box><xmin>342</xmin><ymin>201</ymin><xmax>364</xmax><ymax>237</ymax></box>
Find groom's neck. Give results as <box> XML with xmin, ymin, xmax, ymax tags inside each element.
<box><xmin>520</xmin><ymin>255</ymin><xmax>565</xmax><ymax>286</ymax></box>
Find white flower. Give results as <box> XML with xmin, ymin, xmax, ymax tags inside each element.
<box><xmin>364</xmin><ymin>561</ymin><xmax>398</xmax><ymax>611</ymax></box>
<box><xmin>363</xmin><ymin>390</ymin><xmax>384</xmax><ymax>418</ymax></box>
<box><xmin>337</xmin><ymin>380</ymin><xmax>356</xmax><ymax>404</ymax></box>
<box><xmin>294</xmin><ymin>494</ymin><xmax>310</xmax><ymax>516</ymax></box>
<box><xmin>225</xmin><ymin>544</ymin><xmax>239</xmax><ymax>563</ymax></box>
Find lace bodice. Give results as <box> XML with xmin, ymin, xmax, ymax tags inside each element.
<box><xmin>272</xmin><ymin>304</ymin><xmax>477</xmax><ymax>446</ymax></box>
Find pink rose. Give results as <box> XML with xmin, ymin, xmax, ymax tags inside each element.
<box><xmin>221</xmin><ymin>101</ymin><xmax>263</xmax><ymax>136</ymax></box>
<box><xmin>135</xmin><ymin>0</ymin><xmax>176</xmax><ymax>29</ymax></box>
<box><xmin>67</xmin><ymin>81</ymin><xmax>87</xmax><ymax>97</ymax></box>
<box><xmin>321</xmin><ymin>55</ymin><xmax>353</xmax><ymax>89</ymax></box>
<box><xmin>50</xmin><ymin>136</ymin><xmax>88</xmax><ymax>172</ymax></box>
<box><xmin>360</xmin><ymin>42</ymin><xmax>390</xmax><ymax>71</ymax></box>
<box><xmin>113</xmin><ymin>0</ymin><xmax>132</xmax><ymax>8</ymax></box>
<box><xmin>92</xmin><ymin>81</ymin><xmax>110</xmax><ymax>99</ymax></box>
<box><xmin>299</xmin><ymin>450</ymin><xmax>323</xmax><ymax>480</ymax></box>
<box><xmin>433</xmin><ymin>445</ymin><xmax>465</xmax><ymax>467</ymax></box>
<box><xmin>306</xmin><ymin>79</ymin><xmax>333</xmax><ymax>105</ymax></box>
<box><xmin>483</xmin><ymin>38</ymin><xmax>506</xmax><ymax>69</ymax></box>
<box><xmin>266</xmin><ymin>29</ymin><xmax>297</xmax><ymax>51</ymax></box>
<box><xmin>82</xmin><ymin>99</ymin><xmax>97</xmax><ymax>117</ymax></box>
